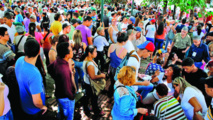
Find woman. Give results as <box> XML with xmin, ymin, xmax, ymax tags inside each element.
<box><xmin>193</xmin><ymin>25</ymin><xmax>205</xmax><ymax>40</ymax></box>
<box><xmin>14</xmin><ymin>7</ymin><xmax>23</xmax><ymax>24</ymax></box>
<box><xmin>0</xmin><ymin>75</ymin><xmax>13</xmax><ymax>120</ymax></box>
<box><xmin>164</xmin><ymin>52</ymin><xmax>182</xmax><ymax>68</ymax></box>
<box><xmin>82</xmin><ymin>45</ymin><xmax>106</xmax><ymax>118</ymax></box>
<box><xmin>107</xmin><ymin>32</ymin><xmax>128</xmax><ymax>98</ymax></box>
<box><xmin>108</xmin><ymin>18</ymin><xmax>119</xmax><ymax>43</ymax></box>
<box><xmin>173</xmin><ymin>77</ymin><xmax>208</xmax><ymax>120</ymax></box>
<box><xmin>42</xmin><ymin>22</ymin><xmax>54</xmax><ymax>66</ymax></box>
<box><xmin>138</xmin><ymin>21</ymin><xmax>145</xmax><ymax>35</ymax></box>
<box><xmin>165</xmin><ymin>22</ymin><xmax>175</xmax><ymax>51</ymax></box>
<box><xmin>111</xmin><ymin>66</ymin><xmax>148</xmax><ymax>119</ymax></box>
<box><xmin>71</xmin><ymin>30</ymin><xmax>86</xmax><ymax>90</ymax></box>
<box><xmin>40</xmin><ymin>12</ymin><xmax>50</xmax><ymax>31</ymax></box>
<box><xmin>49</xmin><ymin>35</ymin><xmax>59</xmax><ymax>64</ymax></box>
<box><xmin>94</xmin><ymin>27</ymin><xmax>109</xmax><ymax>72</ymax></box>
<box><xmin>155</xmin><ymin>22</ymin><xmax>167</xmax><ymax>50</ymax></box>
<box><xmin>142</xmin><ymin>64</ymin><xmax>181</xmax><ymax>104</ymax></box>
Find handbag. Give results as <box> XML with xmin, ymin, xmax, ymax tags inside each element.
<box><xmin>85</xmin><ymin>61</ymin><xmax>106</xmax><ymax>96</ymax></box>
<box><xmin>167</xmin><ymin>28</ymin><xmax>175</xmax><ymax>40</ymax></box>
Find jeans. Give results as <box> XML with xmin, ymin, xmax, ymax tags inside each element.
<box><xmin>194</xmin><ymin>62</ymin><xmax>203</xmax><ymax>68</ymax></box>
<box><xmin>73</xmin><ymin>60</ymin><xmax>84</xmax><ymax>90</ymax></box>
<box><xmin>57</xmin><ymin>98</ymin><xmax>75</xmax><ymax>120</ymax></box>
<box><xmin>146</xmin><ymin>37</ymin><xmax>155</xmax><ymax>43</ymax></box>
<box><xmin>137</xmin><ymin>83</ymin><xmax>154</xmax><ymax>100</ymax></box>
<box><xmin>155</xmin><ymin>39</ymin><xmax>164</xmax><ymax>50</ymax></box>
<box><xmin>165</xmin><ymin>35</ymin><xmax>173</xmax><ymax>51</ymax></box>
<box><xmin>0</xmin><ymin>110</ymin><xmax>13</xmax><ymax>120</ymax></box>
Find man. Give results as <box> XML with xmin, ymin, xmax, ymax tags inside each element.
<box><xmin>15</xmin><ymin>39</ymin><xmax>47</xmax><ymax>119</ymax></box>
<box><xmin>29</xmin><ymin>14</ymin><xmax>42</xmax><ymax>32</ymax></box>
<box><xmin>187</xmin><ymin>35</ymin><xmax>210</xmax><ymax>68</ymax></box>
<box><xmin>182</xmin><ymin>57</ymin><xmax>211</xmax><ymax>105</ymax></box>
<box><xmin>132</xmin><ymin>27</ymin><xmax>146</xmax><ymax>51</ymax></box>
<box><xmin>48</xmin><ymin>8</ymin><xmax>55</xmax><ymax>25</ymax></box>
<box><xmin>201</xmin><ymin>76</ymin><xmax>213</xmax><ymax>120</ymax></box>
<box><xmin>0</xmin><ymin>27</ymin><xmax>15</xmax><ymax>76</ymax></box>
<box><xmin>123</xmin><ymin>29</ymin><xmax>136</xmax><ymax>53</ymax></box>
<box><xmin>175</xmin><ymin>18</ymin><xmax>186</xmax><ymax>33</ymax></box>
<box><xmin>127</xmin><ymin>16</ymin><xmax>135</xmax><ymax>31</ymax></box>
<box><xmin>103</xmin><ymin>10</ymin><xmax>110</xmax><ymax>40</ymax></box>
<box><xmin>170</xmin><ymin>26</ymin><xmax>191</xmax><ymax>59</ymax></box>
<box><xmin>67</xmin><ymin>19</ymin><xmax>79</xmax><ymax>40</ymax></box>
<box><xmin>62</xmin><ymin>22</ymin><xmax>71</xmax><ymax>35</ymax></box>
<box><xmin>72</xmin><ymin>12</ymin><xmax>79</xmax><ymax>19</ymax></box>
<box><xmin>50</xmin><ymin>13</ymin><xmax>62</xmax><ymax>35</ymax></box>
<box><xmin>48</xmin><ymin>42</ymin><xmax>76</xmax><ymax>120</ymax></box>
<box><xmin>75</xmin><ymin>16</ymin><xmax>93</xmax><ymax>45</ymax></box>
<box><xmin>127</xmin><ymin>41</ymin><xmax>155</xmax><ymax>99</ymax></box>
<box><xmin>154</xmin><ymin>84</ymin><xmax>186</xmax><ymax>119</ymax></box>
<box><xmin>23</xmin><ymin>12</ymin><xmax>30</xmax><ymax>33</ymax></box>
<box><xmin>0</xmin><ymin>12</ymin><xmax>16</xmax><ymax>43</ymax></box>
<box><xmin>0</xmin><ymin>4</ymin><xmax>7</xmax><ymax>18</ymax></box>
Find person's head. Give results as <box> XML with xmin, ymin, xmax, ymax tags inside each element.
<box><xmin>192</xmin><ymin>35</ymin><xmax>201</xmax><ymax>47</ymax></box>
<box><xmin>165</xmin><ymin>64</ymin><xmax>181</xmax><ymax>80</ymax></box>
<box><xmin>0</xmin><ymin>27</ymin><xmax>9</xmax><ymax>43</ymax></box>
<box><xmin>111</xmin><ymin>18</ymin><xmax>117</xmax><ymax>26</ymax></box>
<box><xmin>173</xmin><ymin>77</ymin><xmax>193</xmax><ymax>94</ymax></box>
<box><xmin>58</xmin><ymin>34</ymin><xmax>69</xmax><ymax>44</ymax></box>
<box><xmin>91</xmin><ymin>10</ymin><xmax>96</xmax><ymax>16</ymax></box>
<box><xmin>62</xmin><ymin>22</ymin><xmax>71</xmax><ymax>34</ymax></box>
<box><xmin>127</xmin><ymin>29</ymin><xmax>136</xmax><ymax>40</ymax></box>
<box><xmin>138</xmin><ymin>21</ymin><xmax>143</xmax><ymax>29</ymax></box>
<box><xmin>182</xmin><ymin>18</ymin><xmax>186</xmax><ymax>24</ymax></box>
<box><xmin>123</xmin><ymin>17</ymin><xmax>128</xmax><ymax>23</ymax></box>
<box><xmin>73</xmin><ymin>12</ymin><xmax>79</xmax><ymax>19</ymax></box>
<box><xmin>128</xmin><ymin>16</ymin><xmax>135</xmax><ymax>24</ymax></box>
<box><xmin>16</xmin><ymin>26</ymin><xmax>24</xmax><ymax>35</ymax></box>
<box><xmin>182</xmin><ymin>57</ymin><xmax>196</xmax><ymax>73</ymax></box>
<box><xmin>96</xmin><ymin>27</ymin><xmax>105</xmax><ymax>36</ymax></box>
<box><xmin>201</xmin><ymin>76</ymin><xmax>213</xmax><ymax>97</ymax></box>
<box><xmin>156</xmin><ymin>84</ymin><xmax>168</xmax><ymax>98</ymax></box>
<box><xmin>71</xmin><ymin>19</ymin><xmax>78</xmax><ymax>27</ymax></box>
<box><xmin>49</xmin><ymin>35</ymin><xmax>59</xmax><ymax>46</ymax></box>
<box><xmin>181</xmin><ymin>26</ymin><xmax>188</xmax><ymax>37</ymax></box>
<box><xmin>73</xmin><ymin>30</ymin><xmax>82</xmax><ymax>48</ymax></box>
<box><xmin>83</xmin><ymin>16</ymin><xmax>92</xmax><ymax>27</ymax></box>
<box><xmin>207</xmin><ymin>60</ymin><xmax>213</xmax><ymax>73</ymax></box>
<box><xmin>137</xmin><ymin>41</ymin><xmax>155</xmax><ymax>58</ymax></box>
<box><xmin>85</xmin><ymin>45</ymin><xmax>97</xmax><ymax>59</ymax></box>
<box><xmin>29</xmin><ymin>14</ymin><xmax>36</xmax><ymax>22</ymax></box>
<box><xmin>117</xmin><ymin>32</ymin><xmax>128</xmax><ymax>45</ymax></box>
<box><xmin>42</xmin><ymin>21</ymin><xmax>49</xmax><ymax>31</ymax></box>
<box><xmin>14</xmin><ymin>7</ymin><xmax>21</xmax><ymax>15</ymax></box>
<box><xmin>54</xmin><ymin>13</ymin><xmax>61</xmax><ymax>21</ymax></box>
<box><xmin>3</xmin><ymin>12</ymin><xmax>13</xmax><ymax>25</ymax></box>
<box><xmin>135</xmin><ymin>27</ymin><xmax>142</xmax><ymax>39</ymax></box>
<box><xmin>157</xmin><ymin>22</ymin><xmax>164</xmax><ymax>35</ymax></box>
<box><xmin>197</xmin><ymin>25</ymin><xmax>202</xmax><ymax>35</ymax></box>
<box><xmin>117</xmin><ymin>66</ymin><xmax>136</xmax><ymax>86</ymax></box>
<box><xmin>24</xmin><ymin>39</ymin><xmax>40</xmax><ymax>58</ymax></box>
<box><xmin>57</xmin><ymin>42</ymin><xmax>73</xmax><ymax>59</ymax></box>
<box><xmin>111</xmin><ymin>12</ymin><xmax>116</xmax><ymax>18</ymax></box>
<box><xmin>29</xmin><ymin>22</ymin><xmax>36</xmax><ymax>36</ymax></box>
<box><xmin>150</xmin><ymin>19</ymin><xmax>156</xmax><ymax>25</ymax></box>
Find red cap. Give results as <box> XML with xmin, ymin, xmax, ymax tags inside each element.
<box><xmin>151</xmin><ymin>19</ymin><xmax>156</xmax><ymax>23</ymax></box>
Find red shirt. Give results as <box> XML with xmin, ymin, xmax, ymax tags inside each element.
<box><xmin>42</xmin><ymin>32</ymin><xmax>53</xmax><ymax>50</ymax></box>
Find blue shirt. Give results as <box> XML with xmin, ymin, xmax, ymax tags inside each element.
<box><xmin>188</xmin><ymin>43</ymin><xmax>210</xmax><ymax>63</ymax></box>
<box><xmin>111</xmin><ymin>81</ymin><xmax>138</xmax><ymax>120</ymax></box>
<box><xmin>15</xmin><ymin>14</ymin><xmax>23</xmax><ymax>23</ymax></box>
<box><xmin>145</xmin><ymin>63</ymin><xmax>164</xmax><ymax>76</ymax></box>
<box><xmin>15</xmin><ymin>56</ymin><xmax>45</xmax><ymax>115</ymax></box>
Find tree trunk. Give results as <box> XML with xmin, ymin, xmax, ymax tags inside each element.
<box><xmin>163</xmin><ymin>0</ymin><xmax>168</xmax><ymax>14</ymax></box>
<box><xmin>189</xmin><ymin>9</ymin><xmax>194</xmax><ymax>22</ymax></box>
<box><xmin>173</xmin><ymin>5</ymin><xmax>176</xmax><ymax>19</ymax></box>
<box><xmin>179</xmin><ymin>10</ymin><xmax>184</xmax><ymax>20</ymax></box>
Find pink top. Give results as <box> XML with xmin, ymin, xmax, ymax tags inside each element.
<box><xmin>25</xmin><ymin>32</ymin><xmax>44</xmax><ymax>47</ymax></box>
<box><xmin>0</xmin><ymin>79</ymin><xmax>11</xmax><ymax>116</ymax></box>
<box><xmin>156</xmin><ymin>28</ymin><xmax>167</xmax><ymax>39</ymax></box>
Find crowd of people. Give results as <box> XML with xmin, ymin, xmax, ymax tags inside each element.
<box><xmin>0</xmin><ymin>0</ymin><xmax>213</xmax><ymax>120</ymax></box>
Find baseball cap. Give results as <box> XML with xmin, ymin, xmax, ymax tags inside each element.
<box><xmin>201</xmin><ymin>76</ymin><xmax>213</xmax><ymax>88</ymax></box>
<box><xmin>158</xmin><ymin>48</ymin><xmax>166</xmax><ymax>54</ymax></box>
<box><xmin>30</xmin><ymin>14</ymin><xmax>36</xmax><ymax>20</ymax></box>
<box><xmin>150</xmin><ymin>19</ymin><xmax>156</xmax><ymax>23</ymax></box>
<box><xmin>135</xmin><ymin>26</ymin><xmax>142</xmax><ymax>32</ymax></box>
<box><xmin>130</xmin><ymin>16</ymin><xmax>135</xmax><ymax>24</ymax></box>
<box><xmin>62</xmin><ymin>22</ymin><xmax>71</xmax><ymax>29</ymax></box>
<box><xmin>70</xmin><ymin>19</ymin><xmax>78</xmax><ymax>25</ymax></box>
<box><xmin>137</xmin><ymin>41</ymin><xmax>155</xmax><ymax>52</ymax></box>
<box><xmin>16</xmin><ymin>26</ymin><xmax>24</xmax><ymax>34</ymax></box>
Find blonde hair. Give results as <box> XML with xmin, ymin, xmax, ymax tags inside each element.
<box><xmin>97</xmin><ymin>27</ymin><xmax>104</xmax><ymax>35</ymax></box>
<box><xmin>117</xmin><ymin>66</ymin><xmax>136</xmax><ymax>86</ymax></box>
<box><xmin>166</xmin><ymin>21</ymin><xmax>170</xmax><ymax>26</ymax></box>
<box><xmin>73</xmin><ymin>30</ymin><xmax>82</xmax><ymax>49</ymax></box>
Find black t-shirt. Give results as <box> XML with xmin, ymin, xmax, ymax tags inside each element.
<box><xmin>182</xmin><ymin>68</ymin><xmax>208</xmax><ymax>95</ymax></box>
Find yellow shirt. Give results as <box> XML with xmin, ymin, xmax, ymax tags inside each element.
<box><xmin>50</xmin><ymin>21</ymin><xmax>62</xmax><ymax>35</ymax></box>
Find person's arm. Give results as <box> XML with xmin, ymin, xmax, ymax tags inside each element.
<box><xmin>32</xmin><ymin>93</ymin><xmax>47</xmax><ymax>114</ymax></box>
<box><xmin>36</xmin><ymin>25</ymin><xmax>42</xmax><ymax>32</ymax></box>
<box><xmin>87</xmin><ymin>64</ymin><xmax>105</xmax><ymax>80</ymax></box>
<box><xmin>108</xmin><ymin>27</ymin><xmax>115</xmax><ymax>43</ymax></box>
<box><xmin>133</xmin><ymin>81</ymin><xmax>150</xmax><ymax>86</ymax></box>
<box><xmin>107</xmin><ymin>44</ymin><xmax>113</xmax><ymax>57</ymax></box>
<box><xmin>48</xmin><ymin>50</ymin><xmax>56</xmax><ymax>64</ymax></box>
<box><xmin>145</xmin><ymin>30</ymin><xmax>148</xmax><ymax>36</ymax></box>
<box><xmin>182</xmin><ymin>46</ymin><xmax>190</xmax><ymax>53</ymax></box>
<box><xmin>204</xmin><ymin>45</ymin><xmax>211</xmax><ymax>63</ymax></box>
<box><xmin>0</xmin><ymin>83</ymin><xmax>5</xmax><ymax>116</ymax></box>
<box><xmin>188</xmin><ymin>97</ymin><xmax>203</xmax><ymax>119</ymax></box>
<box><xmin>68</xmin><ymin>59</ymin><xmax>77</xmax><ymax>93</ymax></box>
<box><xmin>83</xmin><ymin>43</ymin><xmax>87</xmax><ymax>52</ymax></box>
<box><xmin>87</xmin><ymin>37</ymin><xmax>93</xmax><ymax>45</ymax></box>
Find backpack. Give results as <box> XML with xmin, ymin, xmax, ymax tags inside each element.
<box><xmin>114</xmin><ymin>50</ymin><xmax>139</xmax><ymax>81</ymax></box>
<box><xmin>14</xmin><ymin>35</ymin><xmax>25</xmax><ymax>60</ymax></box>
<box><xmin>167</xmin><ymin>29</ymin><xmax>175</xmax><ymax>40</ymax></box>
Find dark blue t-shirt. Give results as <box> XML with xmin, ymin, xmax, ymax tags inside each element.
<box><xmin>15</xmin><ymin>56</ymin><xmax>45</xmax><ymax>115</ymax></box>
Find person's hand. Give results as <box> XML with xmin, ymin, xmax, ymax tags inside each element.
<box><xmin>0</xmin><ymin>82</ymin><xmax>5</xmax><ymax>93</ymax></box>
<box><xmin>141</xmin><ymin>80</ymin><xmax>150</xmax><ymax>86</ymax></box>
<box><xmin>100</xmin><ymin>73</ymin><xmax>106</xmax><ymax>78</ymax></box>
<box><xmin>41</xmin><ymin>106</ymin><xmax>47</xmax><ymax>115</ymax></box>
<box><xmin>182</xmin><ymin>50</ymin><xmax>186</xmax><ymax>53</ymax></box>
<box><xmin>206</xmin><ymin>36</ymin><xmax>213</xmax><ymax>41</ymax></box>
<box><xmin>137</xmin><ymin>108</ymin><xmax>148</xmax><ymax>114</ymax></box>
<box><xmin>138</xmin><ymin>73</ymin><xmax>146</xmax><ymax>79</ymax></box>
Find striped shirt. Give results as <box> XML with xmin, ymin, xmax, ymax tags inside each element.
<box><xmin>205</xmin><ymin>104</ymin><xmax>213</xmax><ymax>120</ymax></box>
<box><xmin>154</xmin><ymin>96</ymin><xmax>187</xmax><ymax>120</ymax></box>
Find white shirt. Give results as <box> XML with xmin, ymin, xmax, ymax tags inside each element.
<box><xmin>180</xmin><ymin>87</ymin><xmax>207</xmax><ymax>120</ymax></box>
<box><xmin>83</xmin><ymin>61</ymin><xmax>98</xmax><ymax>85</ymax></box>
<box><xmin>0</xmin><ymin>24</ymin><xmax>16</xmax><ymax>43</ymax></box>
<box><xmin>48</xmin><ymin>13</ymin><xmax>55</xmax><ymax>25</ymax></box>
<box><xmin>132</xmin><ymin>35</ymin><xmax>146</xmax><ymax>51</ymax></box>
<box><xmin>127</xmin><ymin>51</ymin><xmax>141</xmax><ymax>91</ymax></box>
<box><xmin>193</xmin><ymin>31</ymin><xmax>205</xmax><ymax>39</ymax></box>
<box><xmin>13</xmin><ymin>35</ymin><xmax>28</xmax><ymax>53</ymax></box>
<box><xmin>146</xmin><ymin>25</ymin><xmax>156</xmax><ymax>38</ymax></box>
<box><xmin>93</xmin><ymin>36</ymin><xmax>109</xmax><ymax>52</ymax></box>
<box><xmin>123</xmin><ymin>40</ymin><xmax>135</xmax><ymax>53</ymax></box>
<box><xmin>121</xmin><ymin>23</ymin><xmax>128</xmax><ymax>32</ymax></box>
